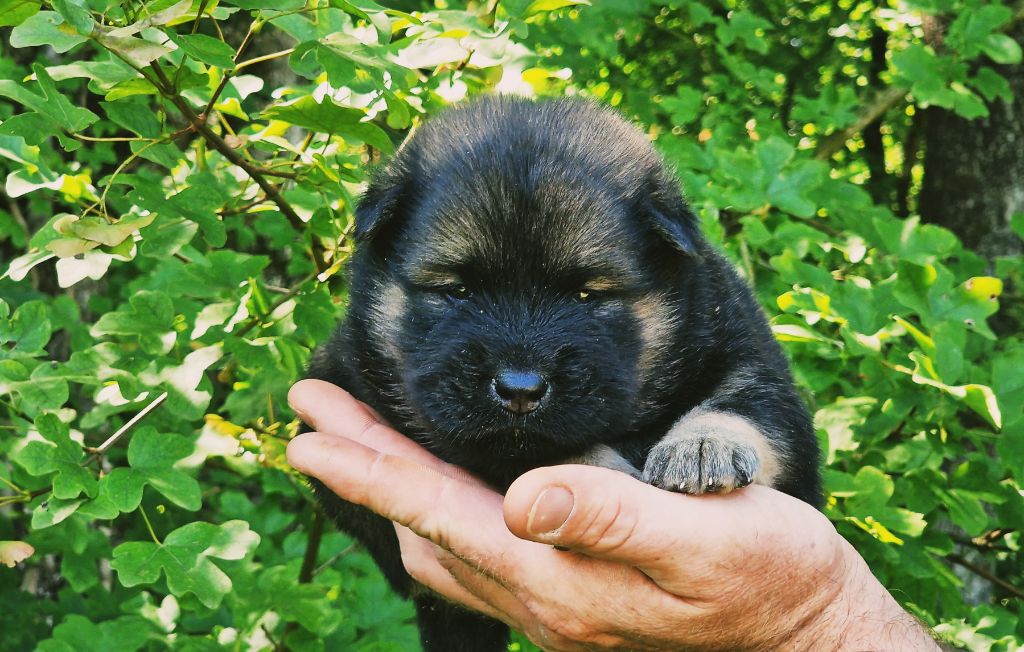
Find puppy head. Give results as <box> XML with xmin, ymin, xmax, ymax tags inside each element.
<box><xmin>352</xmin><ymin>97</ymin><xmax>701</xmax><ymax>465</ymax></box>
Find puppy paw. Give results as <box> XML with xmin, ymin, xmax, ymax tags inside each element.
<box><xmin>642</xmin><ymin>435</ymin><xmax>758</xmax><ymax>494</ymax></box>
<box><xmin>641</xmin><ymin>409</ymin><xmax>780</xmax><ymax>494</ymax></box>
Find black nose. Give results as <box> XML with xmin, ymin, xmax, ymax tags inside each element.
<box><xmin>493</xmin><ymin>369</ymin><xmax>548</xmax><ymax>414</ymax></box>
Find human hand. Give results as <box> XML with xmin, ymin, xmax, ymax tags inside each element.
<box><xmin>287</xmin><ymin>379</ymin><xmax>940</xmax><ymax>651</ymax></box>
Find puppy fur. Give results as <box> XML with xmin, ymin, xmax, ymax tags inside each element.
<box><xmin>304</xmin><ymin>96</ymin><xmax>821</xmax><ymax>651</ymax></box>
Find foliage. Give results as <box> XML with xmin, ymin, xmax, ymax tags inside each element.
<box><xmin>0</xmin><ymin>0</ymin><xmax>1022</xmax><ymax>650</ymax></box>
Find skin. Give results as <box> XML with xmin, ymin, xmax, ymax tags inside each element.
<box><xmin>287</xmin><ymin>379</ymin><xmax>941</xmax><ymax>652</ymax></box>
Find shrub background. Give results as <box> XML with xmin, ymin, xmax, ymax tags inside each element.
<box><xmin>1</xmin><ymin>0</ymin><xmax>1022</xmax><ymax>649</ymax></box>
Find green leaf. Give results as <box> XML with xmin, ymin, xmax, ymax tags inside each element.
<box><xmin>166</xmin><ymin>32</ymin><xmax>237</xmax><ymax>69</ymax></box>
<box><xmin>0</xmin><ymin>65</ymin><xmax>100</xmax><ymax>133</ymax></box>
<box><xmin>257</xmin><ymin>566</ymin><xmax>344</xmax><ymax>635</ymax></box>
<box><xmin>36</xmin><ymin>615</ymin><xmax>153</xmax><ymax>652</ymax></box>
<box><xmin>94</xmin><ymin>29</ymin><xmax>173</xmax><ymax>67</ymax></box>
<box><xmin>111</xmin><ymin>520</ymin><xmax>260</xmax><ymax>608</ymax></box>
<box><xmin>90</xmin><ymin>290</ymin><xmax>176</xmax><ymax>355</ymax></box>
<box><xmin>36</xmin><ymin>63</ymin><xmax>100</xmax><ymax>132</ymax></box>
<box><xmin>0</xmin><ymin>0</ymin><xmax>41</xmax><ymax>27</ymax></box>
<box><xmin>9</xmin><ymin>11</ymin><xmax>88</xmax><ymax>52</ymax></box>
<box><xmin>68</xmin><ymin>214</ymin><xmax>157</xmax><ymax>248</ymax></box>
<box><xmin>99</xmin><ymin>427</ymin><xmax>201</xmax><ymax>512</ymax></box>
<box><xmin>13</xmin><ymin>414</ymin><xmax>95</xmax><ymax>499</ymax></box>
<box><xmin>263</xmin><ymin>96</ymin><xmax>392</xmax><ymax>151</ymax></box>
<box><xmin>980</xmin><ymin>33</ymin><xmax>1023</xmax><ymax>65</ymax></box>
<box><xmin>523</xmin><ymin>0</ymin><xmax>589</xmax><ymax>16</ymax></box>
<box><xmin>0</xmin><ymin>300</ymin><xmax>52</xmax><ymax>355</ymax></box>
<box><xmin>101</xmin><ymin>100</ymin><xmax>161</xmax><ymax>138</ymax></box>
<box><xmin>51</xmin><ymin>0</ymin><xmax>92</xmax><ymax>34</ymax></box>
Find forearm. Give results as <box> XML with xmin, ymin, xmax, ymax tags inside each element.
<box><xmin>787</xmin><ymin>540</ymin><xmax>941</xmax><ymax>652</ymax></box>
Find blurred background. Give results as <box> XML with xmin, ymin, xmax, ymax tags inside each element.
<box><xmin>1</xmin><ymin>1</ymin><xmax>1022</xmax><ymax>649</ymax></box>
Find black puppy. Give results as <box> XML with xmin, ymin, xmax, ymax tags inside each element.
<box><xmin>305</xmin><ymin>96</ymin><xmax>821</xmax><ymax>651</ymax></box>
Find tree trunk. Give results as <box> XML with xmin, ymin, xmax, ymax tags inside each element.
<box><xmin>918</xmin><ymin>24</ymin><xmax>1024</xmax><ymax>259</ymax></box>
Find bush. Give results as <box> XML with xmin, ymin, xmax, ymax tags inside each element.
<box><xmin>1</xmin><ymin>0</ymin><xmax>1021</xmax><ymax>650</ymax></box>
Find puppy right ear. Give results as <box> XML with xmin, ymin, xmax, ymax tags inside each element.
<box><xmin>354</xmin><ymin>175</ymin><xmax>405</xmax><ymax>243</ymax></box>
<box><xmin>647</xmin><ymin>201</ymin><xmax>701</xmax><ymax>257</ymax></box>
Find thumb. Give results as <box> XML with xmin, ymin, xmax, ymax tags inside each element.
<box><xmin>504</xmin><ymin>464</ymin><xmax>702</xmax><ymax>566</ymax></box>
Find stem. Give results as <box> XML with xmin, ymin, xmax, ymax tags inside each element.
<box><xmin>947</xmin><ymin>554</ymin><xmax>1024</xmax><ymax>601</ymax></box>
<box><xmin>150</xmin><ymin>62</ymin><xmax>324</xmax><ymax>272</ymax></box>
<box><xmin>191</xmin><ymin>0</ymin><xmax>211</xmax><ymax>33</ymax></box>
<box><xmin>87</xmin><ymin>391</ymin><xmax>169</xmax><ymax>455</ymax></box>
<box><xmin>139</xmin><ymin>505</ymin><xmax>162</xmax><ymax>545</ymax></box>
<box><xmin>203</xmin><ymin>17</ymin><xmax>262</xmax><ymax>119</ymax></box>
<box><xmin>68</xmin><ymin>133</ymin><xmax>155</xmax><ymax>143</ymax></box>
<box><xmin>298</xmin><ymin>508</ymin><xmax>325</xmax><ymax>583</ymax></box>
<box><xmin>814</xmin><ymin>86</ymin><xmax>907</xmax><ymax>161</ymax></box>
<box><xmin>234</xmin><ymin>48</ymin><xmax>296</xmax><ymax>72</ymax></box>
<box><xmin>234</xmin><ymin>273</ymin><xmax>316</xmax><ymax>337</ymax></box>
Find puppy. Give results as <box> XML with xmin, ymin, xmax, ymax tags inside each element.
<box><xmin>304</xmin><ymin>96</ymin><xmax>821</xmax><ymax>651</ymax></box>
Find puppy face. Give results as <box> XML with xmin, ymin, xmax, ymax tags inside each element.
<box><xmin>352</xmin><ymin>98</ymin><xmax>701</xmax><ymax>466</ymax></box>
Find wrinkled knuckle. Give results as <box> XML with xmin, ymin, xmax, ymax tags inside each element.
<box><xmin>571</xmin><ymin>496</ymin><xmax>639</xmax><ymax>555</ymax></box>
<box><xmin>543</xmin><ymin>614</ymin><xmax>600</xmax><ymax>645</ymax></box>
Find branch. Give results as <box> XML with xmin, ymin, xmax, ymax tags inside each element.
<box><xmin>814</xmin><ymin>85</ymin><xmax>907</xmax><ymax>160</ymax></box>
<box><xmin>148</xmin><ymin>63</ymin><xmax>325</xmax><ymax>272</ymax></box>
<box><xmin>85</xmin><ymin>391</ymin><xmax>169</xmax><ymax>455</ymax></box>
<box><xmin>815</xmin><ymin>4</ymin><xmax>1024</xmax><ymax>161</ymax></box>
<box><xmin>947</xmin><ymin>554</ymin><xmax>1024</xmax><ymax>601</ymax></box>
<box><xmin>298</xmin><ymin>508</ymin><xmax>325</xmax><ymax>583</ymax></box>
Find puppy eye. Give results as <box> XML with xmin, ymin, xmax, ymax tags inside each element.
<box><xmin>577</xmin><ymin>290</ymin><xmax>592</xmax><ymax>301</ymax></box>
<box><xmin>445</xmin><ymin>284</ymin><xmax>472</xmax><ymax>301</ymax></box>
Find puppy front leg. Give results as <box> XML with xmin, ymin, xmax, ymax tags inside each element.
<box><xmin>564</xmin><ymin>444</ymin><xmax>642</xmax><ymax>479</ymax></box>
<box><xmin>642</xmin><ymin>408</ymin><xmax>783</xmax><ymax>494</ymax></box>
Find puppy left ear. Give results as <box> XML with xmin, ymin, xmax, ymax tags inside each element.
<box><xmin>641</xmin><ymin>169</ymin><xmax>702</xmax><ymax>256</ymax></box>
<box><xmin>647</xmin><ymin>201</ymin><xmax>701</xmax><ymax>256</ymax></box>
<box><xmin>354</xmin><ymin>175</ymin><xmax>406</xmax><ymax>244</ymax></box>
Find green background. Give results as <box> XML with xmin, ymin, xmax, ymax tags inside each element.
<box><xmin>1</xmin><ymin>0</ymin><xmax>1022</xmax><ymax>649</ymax></box>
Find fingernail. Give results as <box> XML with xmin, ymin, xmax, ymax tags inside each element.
<box><xmin>527</xmin><ymin>486</ymin><xmax>574</xmax><ymax>535</ymax></box>
<box><xmin>293</xmin><ymin>407</ymin><xmax>311</xmax><ymax>426</ymax></box>
<box><xmin>286</xmin><ymin>434</ymin><xmax>318</xmax><ymax>474</ymax></box>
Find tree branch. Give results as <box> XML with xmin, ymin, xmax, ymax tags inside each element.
<box><xmin>148</xmin><ymin>63</ymin><xmax>324</xmax><ymax>272</ymax></box>
<box><xmin>947</xmin><ymin>554</ymin><xmax>1024</xmax><ymax>601</ymax></box>
<box><xmin>814</xmin><ymin>86</ymin><xmax>907</xmax><ymax>160</ymax></box>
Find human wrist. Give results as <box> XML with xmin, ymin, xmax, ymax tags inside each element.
<box><xmin>786</xmin><ymin>540</ymin><xmax>940</xmax><ymax>651</ymax></box>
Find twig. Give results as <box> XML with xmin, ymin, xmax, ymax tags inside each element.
<box><xmin>149</xmin><ymin>62</ymin><xmax>324</xmax><ymax>272</ymax></box>
<box><xmin>947</xmin><ymin>554</ymin><xmax>1024</xmax><ymax>600</ymax></box>
<box><xmin>298</xmin><ymin>508</ymin><xmax>325</xmax><ymax>583</ymax></box>
<box><xmin>279</xmin><ymin>508</ymin><xmax>325</xmax><ymax>649</ymax></box>
<box><xmin>87</xmin><ymin>391</ymin><xmax>169</xmax><ymax>455</ymax></box>
<box><xmin>203</xmin><ymin>17</ymin><xmax>262</xmax><ymax>119</ymax></box>
<box><xmin>139</xmin><ymin>505</ymin><xmax>162</xmax><ymax>545</ymax></box>
<box><xmin>313</xmin><ymin>542</ymin><xmax>357</xmax><ymax>576</ymax></box>
<box><xmin>814</xmin><ymin>86</ymin><xmax>907</xmax><ymax>160</ymax></box>
<box><xmin>234</xmin><ymin>48</ymin><xmax>296</xmax><ymax>72</ymax></box>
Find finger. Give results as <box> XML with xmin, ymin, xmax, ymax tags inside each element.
<box><xmin>288</xmin><ymin>432</ymin><xmax>522</xmax><ymax>579</ymax></box>
<box><xmin>393</xmin><ymin>525</ymin><xmax>512</xmax><ymax>623</ymax></box>
<box><xmin>434</xmin><ymin>547</ymin><xmax>555</xmax><ymax>638</ymax></box>
<box><xmin>504</xmin><ymin>464</ymin><xmax>757</xmax><ymax>576</ymax></box>
<box><xmin>288</xmin><ymin>379</ymin><xmax>444</xmax><ymax>470</ymax></box>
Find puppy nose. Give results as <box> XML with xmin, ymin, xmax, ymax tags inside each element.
<box><xmin>493</xmin><ymin>369</ymin><xmax>548</xmax><ymax>414</ymax></box>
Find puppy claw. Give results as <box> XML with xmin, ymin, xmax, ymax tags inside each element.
<box><xmin>642</xmin><ymin>435</ymin><xmax>761</xmax><ymax>495</ymax></box>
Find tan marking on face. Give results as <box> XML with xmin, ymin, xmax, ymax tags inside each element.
<box><xmin>631</xmin><ymin>294</ymin><xmax>675</xmax><ymax>383</ymax></box>
<box><xmin>368</xmin><ymin>280</ymin><xmax>407</xmax><ymax>361</ymax></box>
<box><xmin>665</xmin><ymin>408</ymin><xmax>782</xmax><ymax>486</ymax></box>
<box><xmin>582</xmin><ymin>277</ymin><xmax>621</xmax><ymax>292</ymax></box>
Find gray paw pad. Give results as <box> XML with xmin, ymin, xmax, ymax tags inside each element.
<box><xmin>642</xmin><ymin>437</ymin><xmax>760</xmax><ymax>494</ymax></box>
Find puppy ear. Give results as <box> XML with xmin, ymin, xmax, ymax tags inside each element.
<box><xmin>641</xmin><ymin>169</ymin><xmax>702</xmax><ymax>256</ymax></box>
<box><xmin>647</xmin><ymin>201</ymin><xmax>701</xmax><ymax>256</ymax></box>
<box><xmin>354</xmin><ymin>174</ymin><xmax>405</xmax><ymax>243</ymax></box>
